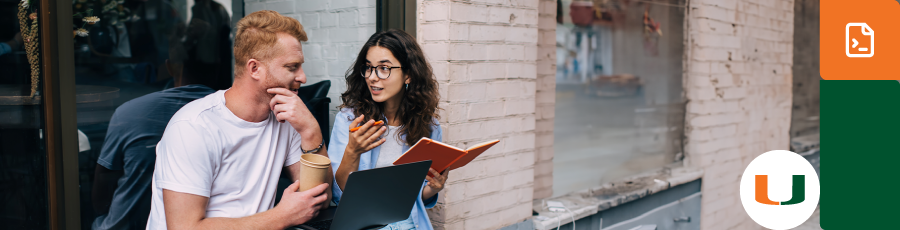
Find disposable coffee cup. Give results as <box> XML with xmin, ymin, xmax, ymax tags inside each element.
<box><xmin>298</xmin><ymin>154</ymin><xmax>331</xmax><ymax>192</ymax></box>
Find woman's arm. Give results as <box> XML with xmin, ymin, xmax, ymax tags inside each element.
<box><xmin>334</xmin><ymin>115</ymin><xmax>387</xmax><ymax>190</ymax></box>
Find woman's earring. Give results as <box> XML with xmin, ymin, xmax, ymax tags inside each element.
<box><xmin>405</xmin><ymin>84</ymin><xmax>409</xmax><ymax>90</ymax></box>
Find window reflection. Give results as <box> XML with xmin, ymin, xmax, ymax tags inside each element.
<box><xmin>72</xmin><ymin>0</ymin><xmax>232</xmax><ymax>228</ymax></box>
<box><xmin>0</xmin><ymin>0</ymin><xmax>49</xmax><ymax>229</ymax></box>
<box><xmin>553</xmin><ymin>0</ymin><xmax>685</xmax><ymax>196</ymax></box>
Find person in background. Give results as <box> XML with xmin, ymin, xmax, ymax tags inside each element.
<box><xmin>147</xmin><ymin>10</ymin><xmax>330</xmax><ymax>229</ymax></box>
<box><xmin>329</xmin><ymin>29</ymin><xmax>448</xmax><ymax>230</ymax></box>
<box><xmin>188</xmin><ymin>0</ymin><xmax>232</xmax><ymax>90</ymax></box>
<box><xmin>90</xmin><ymin>18</ymin><xmax>218</xmax><ymax>230</ymax></box>
<box><xmin>0</xmin><ymin>33</ymin><xmax>21</xmax><ymax>56</ymax></box>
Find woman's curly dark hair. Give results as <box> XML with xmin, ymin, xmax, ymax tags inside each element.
<box><xmin>339</xmin><ymin>29</ymin><xmax>440</xmax><ymax>146</ymax></box>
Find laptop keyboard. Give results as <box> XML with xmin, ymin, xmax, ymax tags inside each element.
<box><xmin>297</xmin><ymin>219</ymin><xmax>333</xmax><ymax>230</ymax></box>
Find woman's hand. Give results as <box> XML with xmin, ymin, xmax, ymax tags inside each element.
<box><xmin>336</xmin><ymin>115</ymin><xmax>387</xmax><ymax>191</ymax></box>
<box><xmin>344</xmin><ymin>115</ymin><xmax>387</xmax><ymax>157</ymax></box>
<box><xmin>422</xmin><ymin>168</ymin><xmax>448</xmax><ymax>200</ymax></box>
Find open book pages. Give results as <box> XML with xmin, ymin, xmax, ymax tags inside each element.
<box><xmin>409</xmin><ymin>137</ymin><xmax>466</xmax><ymax>152</ymax></box>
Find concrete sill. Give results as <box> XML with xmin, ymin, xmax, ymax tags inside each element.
<box><xmin>531</xmin><ymin>165</ymin><xmax>704</xmax><ymax>230</ymax></box>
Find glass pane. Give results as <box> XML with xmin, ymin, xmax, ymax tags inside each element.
<box><xmin>553</xmin><ymin>0</ymin><xmax>686</xmax><ymax>196</ymax></box>
<box><xmin>0</xmin><ymin>1</ymin><xmax>50</xmax><ymax>229</ymax></box>
<box><xmin>72</xmin><ymin>0</ymin><xmax>233</xmax><ymax>228</ymax></box>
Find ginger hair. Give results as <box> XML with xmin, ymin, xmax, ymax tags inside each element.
<box><xmin>233</xmin><ymin>10</ymin><xmax>308</xmax><ymax>77</ymax></box>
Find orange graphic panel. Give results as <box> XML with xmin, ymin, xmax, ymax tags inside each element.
<box><xmin>821</xmin><ymin>0</ymin><xmax>900</xmax><ymax>79</ymax></box>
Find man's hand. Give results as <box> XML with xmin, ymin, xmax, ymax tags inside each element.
<box><xmin>274</xmin><ymin>181</ymin><xmax>329</xmax><ymax>226</ymax></box>
<box><xmin>267</xmin><ymin>88</ymin><xmax>319</xmax><ymax>136</ymax></box>
<box><xmin>344</xmin><ymin>115</ymin><xmax>387</xmax><ymax>157</ymax></box>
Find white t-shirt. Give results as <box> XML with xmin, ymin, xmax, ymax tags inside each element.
<box><xmin>375</xmin><ymin>126</ymin><xmax>404</xmax><ymax>168</ymax></box>
<box><xmin>146</xmin><ymin>90</ymin><xmax>304</xmax><ymax>229</ymax></box>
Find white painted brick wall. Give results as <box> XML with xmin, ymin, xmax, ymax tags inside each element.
<box><xmin>245</xmin><ymin>0</ymin><xmax>377</xmax><ymax>126</ymax></box>
<box><xmin>418</xmin><ymin>0</ymin><xmax>540</xmax><ymax>229</ymax></box>
<box><xmin>684</xmin><ymin>0</ymin><xmax>794</xmax><ymax>229</ymax></box>
<box><xmin>533</xmin><ymin>0</ymin><xmax>555</xmax><ymax>200</ymax></box>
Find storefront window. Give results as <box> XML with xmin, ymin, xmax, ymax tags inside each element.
<box><xmin>553</xmin><ymin>0</ymin><xmax>686</xmax><ymax>196</ymax></box>
<box><xmin>0</xmin><ymin>0</ymin><xmax>49</xmax><ymax>228</ymax></box>
<box><xmin>71</xmin><ymin>0</ymin><xmax>233</xmax><ymax>228</ymax></box>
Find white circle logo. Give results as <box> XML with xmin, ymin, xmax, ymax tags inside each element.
<box><xmin>739</xmin><ymin>150</ymin><xmax>820</xmax><ymax>230</ymax></box>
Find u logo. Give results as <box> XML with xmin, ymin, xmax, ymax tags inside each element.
<box><xmin>754</xmin><ymin>175</ymin><xmax>805</xmax><ymax>205</ymax></box>
<box><xmin>741</xmin><ymin>151</ymin><xmax>819</xmax><ymax>229</ymax></box>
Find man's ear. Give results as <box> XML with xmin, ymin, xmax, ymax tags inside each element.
<box><xmin>247</xmin><ymin>59</ymin><xmax>264</xmax><ymax>81</ymax></box>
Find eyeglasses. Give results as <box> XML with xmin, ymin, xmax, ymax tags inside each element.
<box><xmin>361</xmin><ymin>65</ymin><xmax>402</xmax><ymax>80</ymax></box>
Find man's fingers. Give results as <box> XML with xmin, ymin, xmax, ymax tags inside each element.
<box><xmin>285</xmin><ymin>180</ymin><xmax>300</xmax><ymax>194</ymax></box>
<box><xmin>270</xmin><ymin>94</ymin><xmax>296</xmax><ymax>106</ymax></box>
<box><xmin>303</xmin><ymin>183</ymin><xmax>329</xmax><ymax>197</ymax></box>
<box><xmin>267</xmin><ymin>87</ymin><xmax>295</xmax><ymax>97</ymax></box>
<box><xmin>269</xmin><ymin>94</ymin><xmax>295</xmax><ymax>113</ymax></box>
<box><xmin>269</xmin><ymin>96</ymin><xmax>279</xmax><ymax>111</ymax></box>
<box><xmin>275</xmin><ymin>112</ymin><xmax>290</xmax><ymax>123</ymax></box>
<box><xmin>313</xmin><ymin>191</ymin><xmax>329</xmax><ymax>205</ymax></box>
<box><xmin>272</xmin><ymin>103</ymin><xmax>288</xmax><ymax>113</ymax></box>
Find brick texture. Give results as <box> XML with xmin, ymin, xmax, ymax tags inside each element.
<box><xmin>533</xmin><ymin>0</ymin><xmax>555</xmax><ymax>200</ymax></box>
<box><xmin>246</xmin><ymin>0</ymin><xmax>376</xmax><ymax>126</ymax></box>
<box><xmin>418</xmin><ymin>0</ymin><xmax>539</xmax><ymax>229</ymax></box>
<box><xmin>684</xmin><ymin>0</ymin><xmax>794</xmax><ymax>229</ymax></box>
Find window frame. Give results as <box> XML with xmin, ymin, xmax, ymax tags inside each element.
<box><xmin>42</xmin><ymin>0</ymin><xmax>81</xmax><ymax>228</ymax></box>
<box><xmin>377</xmin><ymin>0</ymin><xmax>416</xmax><ymax>37</ymax></box>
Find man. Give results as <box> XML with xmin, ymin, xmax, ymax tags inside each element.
<box><xmin>147</xmin><ymin>11</ymin><xmax>331</xmax><ymax>229</ymax></box>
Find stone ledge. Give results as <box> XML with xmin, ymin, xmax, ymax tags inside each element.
<box><xmin>531</xmin><ymin>165</ymin><xmax>704</xmax><ymax>230</ymax></box>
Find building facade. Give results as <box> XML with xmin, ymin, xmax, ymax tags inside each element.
<box><xmin>3</xmin><ymin>0</ymin><xmax>815</xmax><ymax>229</ymax></box>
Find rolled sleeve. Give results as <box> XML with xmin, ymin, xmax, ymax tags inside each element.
<box><xmin>421</xmin><ymin>180</ymin><xmax>438</xmax><ymax>209</ymax></box>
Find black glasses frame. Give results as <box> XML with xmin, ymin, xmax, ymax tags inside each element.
<box><xmin>361</xmin><ymin>65</ymin><xmax>402</xmax><ymax>79</ymax></box>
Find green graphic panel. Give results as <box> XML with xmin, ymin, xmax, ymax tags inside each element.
<box><xmin>822</xmin><ymin>80</ymin><xmax>900</xmax><ymax>228</ymax></box>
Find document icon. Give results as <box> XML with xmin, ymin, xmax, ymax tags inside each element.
<box><xmin>846</xmin><ymin>23</ymin><xmax>874</xmax><ymax>57</ymax></box>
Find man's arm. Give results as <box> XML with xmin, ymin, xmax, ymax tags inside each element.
<box><xmin>289</xmin><ymin>110</ymin><xmax>332</xmax><ymax>206</ymax></box>
<box><xmin>92</xmin><ymin>164</ymin><xmax>123</xmax><ymax>214</ymax></box>
<box><xmin>163</xmin><ymin>182</ymin><xmax>328</xmax><ymax>230</ymax></box>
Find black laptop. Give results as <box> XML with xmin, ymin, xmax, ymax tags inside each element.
<box><xmin>292</xmin><ymin>160</ymin><xmax>431</xmax><ymax>230</ymax></box>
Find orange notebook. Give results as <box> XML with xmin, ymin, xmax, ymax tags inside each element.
<box><xmin>392</xmin><ymin>138</ymin><xmax>500</xmax><ymax>177</ymax></box>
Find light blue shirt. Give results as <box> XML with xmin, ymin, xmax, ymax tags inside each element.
<box><xmin>328</xmin><ymin>108</ymin><xmax>442</xmax><ymax>230</ymax></box>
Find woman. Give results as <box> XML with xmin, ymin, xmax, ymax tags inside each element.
<box><xmin>328</xmin><ymin>29</ymin><xmax>447</xmax><ymax>230</ymax></box>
